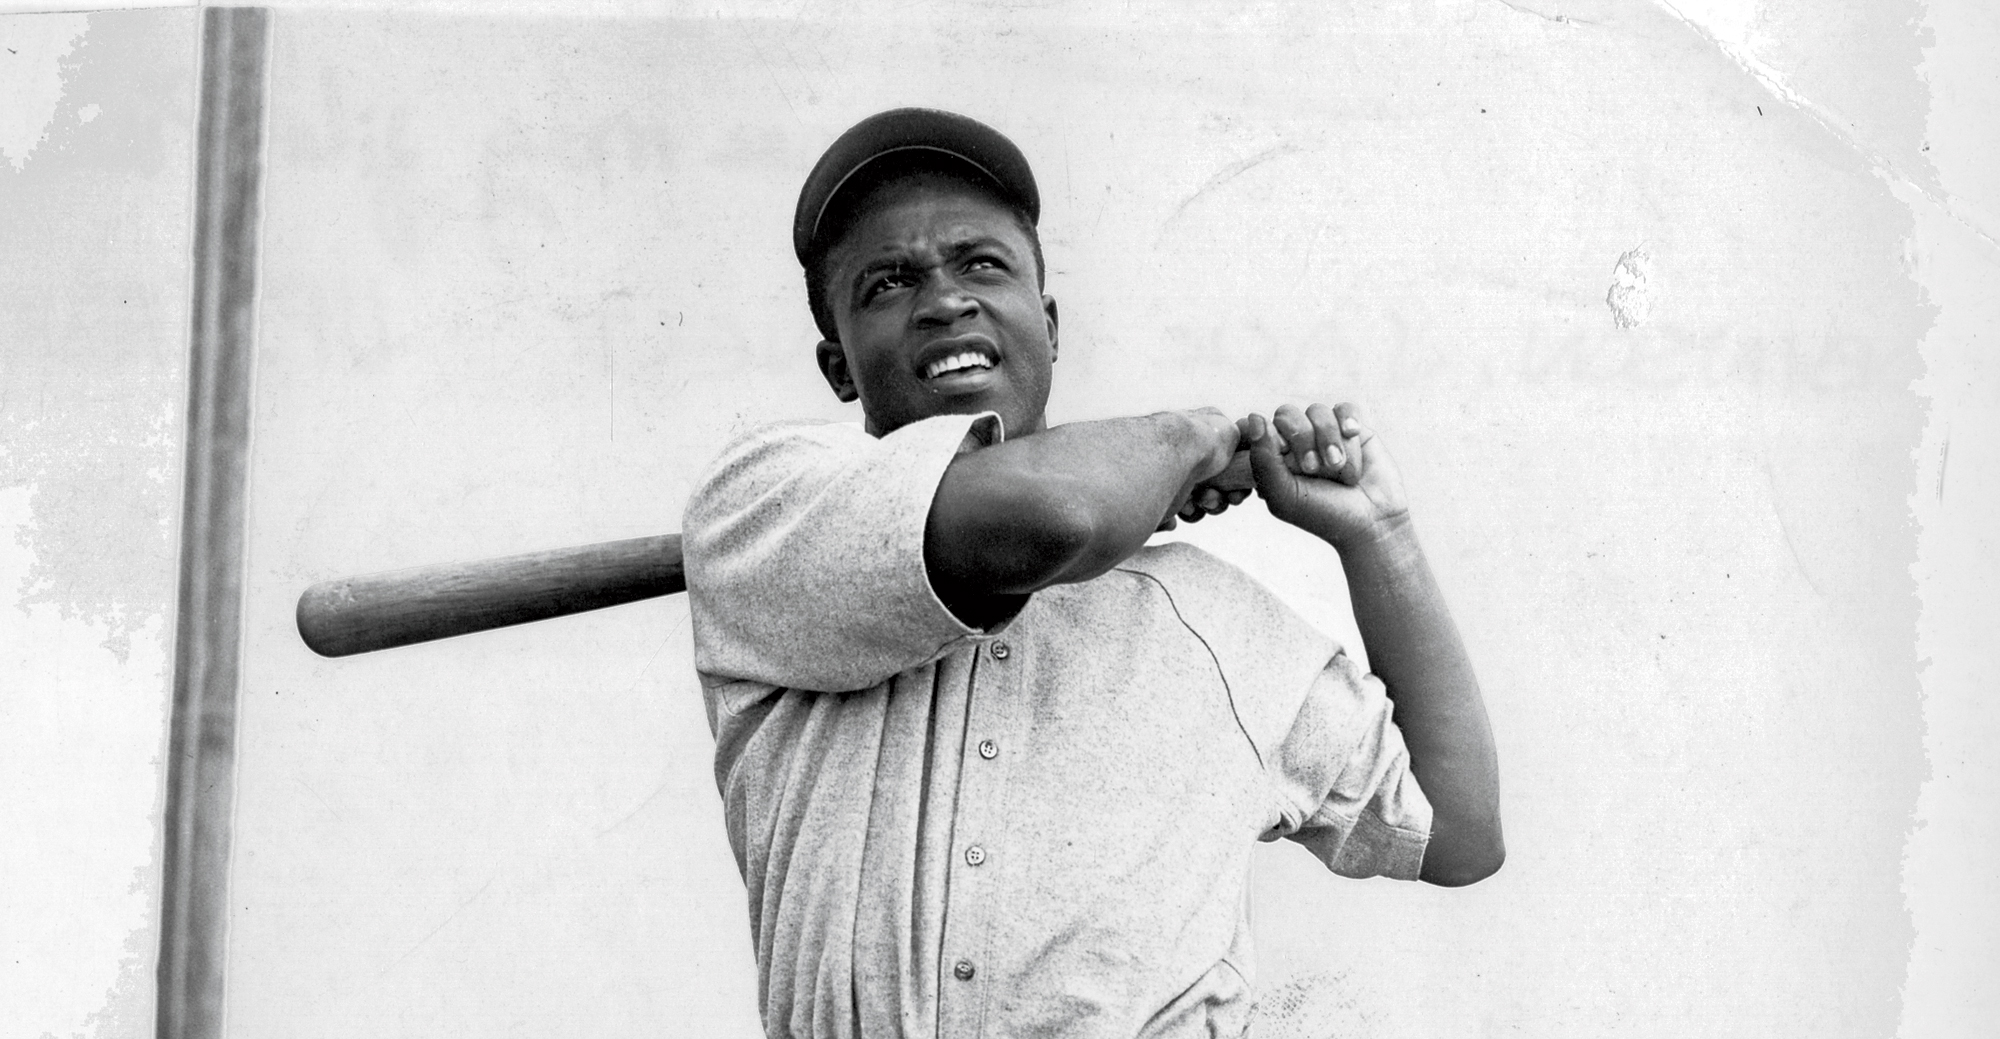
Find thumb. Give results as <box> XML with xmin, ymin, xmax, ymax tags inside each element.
<box><xmin>1244</xmin><ymin>413</ymin><xmax>1295</xmax><ymax>505</ymax></box>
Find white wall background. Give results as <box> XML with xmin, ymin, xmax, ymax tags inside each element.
<box><xmin>2</xmin><ymin>9</ymin><xmax>193</xmax><ymax>1036</ymax></box>
<box><xmin>4</xmin><ymin>2</ymin><xmax>1995</xmax><ymax>1037</ymax></box>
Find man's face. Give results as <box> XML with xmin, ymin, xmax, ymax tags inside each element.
<box><xmin>816</xmin><ymin>176</ymin><xmax>1057</xmax><ymax>438</ymax></box>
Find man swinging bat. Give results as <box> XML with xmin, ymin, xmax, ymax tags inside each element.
<box><xmin>679</xmin><ymin>108</ymin><xmax>1503</xmax><ymax>1038</ymax></box>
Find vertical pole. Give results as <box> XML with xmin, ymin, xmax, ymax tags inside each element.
<box><xmin>157</xmin><ymin>8</ymin><xmax>271</xmax><ymax>1039</ymax></box>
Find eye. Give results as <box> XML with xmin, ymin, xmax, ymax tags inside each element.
<box><xmin>860</xmin><ymin>270</ymin><xmax>916</xmax><ymax>304</ymax></box>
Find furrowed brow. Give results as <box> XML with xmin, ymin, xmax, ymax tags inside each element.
<box><xmin>845</xmin><ymin>234</ymin><xmax>1020</xmax><ymax>303</ymax></box>
<box><xmin>943</xmin><ymin>234</ymin><xmax>1016</xmax><ymax>263</ymax></box>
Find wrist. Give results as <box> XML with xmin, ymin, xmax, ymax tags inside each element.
<box><xmin>1160</xmin><ymin>409</ymin><xmax>1237</xmax><ymax>476</ymax></box>
<box><xmin>1328</xmin><ymin>509</ymin><xmax>1419</xmax><ymax>564</ymax></box>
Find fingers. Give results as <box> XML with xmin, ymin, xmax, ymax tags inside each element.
<box><xmin>1209</xmin><ymin>404</ymin><xmax>1375</xmax><ymax>519</ymax></box>
<box><xmin>1244</xmin><ymin>411</ymin><xmax>1294</xmax><ymax>500</ymax></box>
<box><xmin>1330</xmin><ymin>402</ymin><xmax>1373</xmax><ymax>485</ymax></box>
<box><xmin>1169</xmin><ymin>414</ymin><xmax>1265</xmax><ymax>527</ymax></box>
<box><xmin>1272</xmin><ymin>404</ymin><xmax>1312</xmax><ymax>474</ymax></box>
<box><xmin>1274</xmin><ymin>402</ymin><xmax>1352</xmax><ymax>478</ymax></box>
<box><xmin>1305</xmin><ymin>403</ymin><xmax>1346</xmax><ymax>477</ymax></box>
<box><xmin>1174</xmin><ymin>481</ymin><xmax>1246</xmax><ymax>525</ymax></box>
<box><xmin>1235</xmin><ymin>415</ymin><xmax>1259</xmax><ymax>452</ymax></box>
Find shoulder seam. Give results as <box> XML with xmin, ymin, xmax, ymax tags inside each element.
<box><xmin>1112</xmin><ymin>565</ymin><xmax>1267</xmax><ymax>772</ymax></box>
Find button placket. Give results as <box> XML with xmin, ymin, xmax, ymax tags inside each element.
<box><xmin>976</xmin><ymin>643</ymin><xmax>1009</xmax><ymax>770</ymax></box>
<box><xmin>940</xmin><ymin>633</ymin><xmax>1020</xmax><ymax>1030</ymax></box>
<box><xmin>968</xmin><ymin>642</ymin><xmax>1007</xmax><ymax>876</ymax></box>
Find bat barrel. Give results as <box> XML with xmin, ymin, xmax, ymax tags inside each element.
<box><xmin>297</xmin><ymin>533</ymin><xmax>686</xmax><ymax>657</ymax></box>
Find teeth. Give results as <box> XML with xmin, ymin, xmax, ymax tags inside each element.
<box><xmin>925</xmin><ymin>351</ymin><xmax>994</xmax><ymax>379</ymax></box>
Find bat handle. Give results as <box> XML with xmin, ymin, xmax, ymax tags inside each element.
<box><xmin>1211</xmin><ymin>450</ymin><xmax>1256</xmax><ymax>493</ymax></box>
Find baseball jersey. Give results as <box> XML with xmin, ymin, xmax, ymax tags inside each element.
<box><xmin>682</xmin><ymin>411</ymin><xmax>1431</xmax><ymax>1039</ymax></box>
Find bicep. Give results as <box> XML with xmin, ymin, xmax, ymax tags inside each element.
<box><xmin>924</xmin><ymin>450</ymin><xmax>1097</xmax><ymax>627</ymax></box>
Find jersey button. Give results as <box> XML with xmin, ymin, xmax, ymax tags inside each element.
<box><xmin>964</xmin><ymin>845</ymin><xmax>987</xmax><ymax>866</ymax></box>
<box><xmin>990</xmin><ymin>640</ymin><xmax>1011</xmax><ymax>660</ymax></box>
<box><xmin>977</xmin><ymin>739</ymin><xmax>999</xmax><ymax>760</ymax></box>
<box><xmin>953</xmin><ymin>960</ymin><xmax>976</xmax><ymax>981</ymax></box>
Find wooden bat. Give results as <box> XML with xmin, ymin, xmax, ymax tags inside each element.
<box><xmin>295</xmin><ymin>452</ymin><xmax>1261</xmax><ymax>657</ymax></box>
<box><xmin>296</xmin><ymin>534</ymin><xmax>685</xmax><ymax>657</ymax></box>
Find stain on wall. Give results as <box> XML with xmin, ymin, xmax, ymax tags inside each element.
<box><xmin>0</xmin><ymin>9</ymin><xmax>196</xmax><ymax>1038</ymax></box>
<box><xmin>3</xmin><ymin>10</ymin><xmax>192</xmax><ymax>658</ymax></box>
<box><xmin>0</xmin><ymin>13</ymin><xmax>86</xmax><ymax>171</ymax></box>
<box><xmin>1605</xmin><ymin>246</ymin><xmax>1652</xmax><ymax>329</ymax></box>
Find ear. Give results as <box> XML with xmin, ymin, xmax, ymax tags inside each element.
<box><xmin>1043</xmin><ymin>294</ymin><xmax>1060</xmax><ymax>362</ymax></box>
<box><xmin>816</xmin><ymin>339</ymin><xmax>859</xmax><ymax>402</ymax></box>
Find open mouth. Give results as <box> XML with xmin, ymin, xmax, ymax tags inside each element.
<box><xmin>923</xmin><ymin>350</ymin><xmax>996</xmax><ymax>380</ymax></box>
<box><xmin>917</xmin><ymin>338</ymin><xmax>1000</xmax><ymax>383</ymax></box>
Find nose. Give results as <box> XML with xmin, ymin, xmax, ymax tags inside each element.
<box><xmin>913</xmin><ymin>272</ymin><xmax>979</xmax><ymax>327</ymax></box>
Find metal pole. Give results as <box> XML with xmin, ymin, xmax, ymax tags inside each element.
<box><xmin>157</xmin><ymin>8</ymin><xmax>271</xmax><ymax>1038</ymax></box>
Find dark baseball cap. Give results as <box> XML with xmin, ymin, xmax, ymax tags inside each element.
<box><xmin>792</xmin><ymin>108</ymin><xmax>1040</xmax><ymax>265</ymax></box>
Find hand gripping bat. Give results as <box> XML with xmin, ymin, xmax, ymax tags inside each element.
<box><xmin>295</xmin><ymin>453</ymin><xmax>1256</xmax><ymax>657</ymax></box>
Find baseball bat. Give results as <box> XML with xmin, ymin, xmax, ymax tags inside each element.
<box><xmin>295</xmin><ymin>452</ymin><xmax>1261</xmax><ymax>658</ymax></box>
<box><xmin>296</xmin><ymin>534</ymin><xmax>685</xmax><ymax>657</ymax></box>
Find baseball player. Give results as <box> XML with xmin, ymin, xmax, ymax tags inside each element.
<box><xmin>681</xmin><ymin>108</ymin><xmax>1502</xmax><ymax>1039</ymax></box>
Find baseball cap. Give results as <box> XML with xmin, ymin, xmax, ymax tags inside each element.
<box><xmin>793</xmin><ymin>107</ymin><xmax>1040</xmax><ymax>265</ymax></box>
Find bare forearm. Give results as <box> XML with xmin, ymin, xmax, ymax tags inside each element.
<box><xmin>926</xmin><ymin>410</ymin><xmax>1228</xmax><ymax>609</ymax></box>
<box><xmin>1337</xmin><ymin>519</ymin><xmax>1503</xmax><ymax>886</ymax></box>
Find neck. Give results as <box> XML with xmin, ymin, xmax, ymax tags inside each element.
<box><xmin>862</xmin><ymin>409</ymin><xmax>1045</xmax><ymax>439</ymax></box>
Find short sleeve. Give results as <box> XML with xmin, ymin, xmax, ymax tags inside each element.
<box><xmin>682</xmin><ymin>413</ymin><xmax>1003</xmax><ymax>692</ymax></box>
<box><xmin>1262</xmin><ymin>651</ymin><xmax>1433</xmax><ymax>880</ymax></box>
